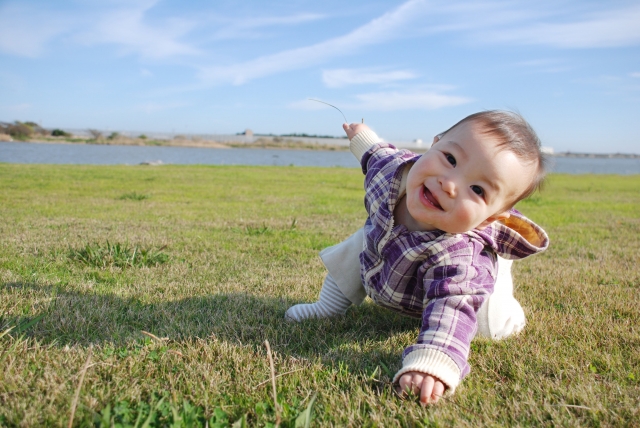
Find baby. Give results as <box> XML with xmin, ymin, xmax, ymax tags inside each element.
<box><xmin>286</xmin><ymin>111</ymin><xmax>549</xmax><ymax>405</ymax></box>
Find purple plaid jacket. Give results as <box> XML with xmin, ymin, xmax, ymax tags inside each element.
<box><xmin>359</xmin><ymin>143</ymin><xmax>549</xmax><ymax>390</ymax></box>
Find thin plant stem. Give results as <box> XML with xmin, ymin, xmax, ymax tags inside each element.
<box><xmin>253</xmin><ymin>367</ymin><xmax>306</xmax><ymax>389</ymax></box>
<box><xmin>264</xmin><ymin>340</ymin><xmax>281</xmax><ymax>427</ymax></box>
<box><xmin>308</xmin><ymin>99</ymin><xmax>348</xmax><ymax>123</ymax></box>
<box><xmin>68</xmin><ymin>347</ymin><xmax>93</xmax><ymax>428</ymax></box>
<box><xmin>141</xmin><ymin>330</ymin><xmax>168</xmax><ymax>342</ymax></box>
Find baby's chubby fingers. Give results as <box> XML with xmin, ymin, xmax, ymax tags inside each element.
<box><xmin>419</xmin><ymin>376</ymin><xmax>444</xmax><ymax>405</ymax></box>
<box><xmin>343</xmin><ymin>123</ymin><xmax>370</xmax><ymax>140</ymax></box>
<box><xmin>397</xmin><ymin>372</ymin><xmax>426</xmax><ymax>396</ymax></box>
<box><xmin>397</xmin><ymin>372</ymin><xmax>446</xmax><ymax>406</ymax></box>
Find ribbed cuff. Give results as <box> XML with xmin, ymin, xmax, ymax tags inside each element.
<box><xmin>350</xmin><ymin>130</ymin><xmax>381</xmax><ymax>162</ymax></box>
<box><xmin>392</xmin><ymin>348</ymin><xmax>461</xmax><ymax>396</ymax></box>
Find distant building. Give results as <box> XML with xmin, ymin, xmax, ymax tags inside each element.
<box><xmin>244</xmin><ymin>129</ymin><xmax>254</xmax><ymax>137</ymax></box>
<box><xmin>541</xmin><ymin>146</ymin><xmax>554</xmax><ymax>155</ymax></box>
<box><xmin>414</xmin><ymin>138</ymin><xmax>423</xmax><ymax>147</ymax></box>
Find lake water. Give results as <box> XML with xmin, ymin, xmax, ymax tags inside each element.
<box><xmin>2</xmin><ymin>141</ymin><xmax>640</xmax><ymax>174</ymax></box>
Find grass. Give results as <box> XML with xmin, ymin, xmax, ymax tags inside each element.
<box><xmin>0</xmin><ymin>163</ymin><xmax>638</xmax><ymax>426</ymax></box>
<box><xmin>118</xmin><ymin>192</ymin><xmax>150</xmax><ymax>201</ymax></box>
<box><xmin>69</xmin><ymin>241</ymin><xmax>169</xmax><ymax>269</ymax></box>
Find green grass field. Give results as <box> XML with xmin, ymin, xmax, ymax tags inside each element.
<box><xmin>1</xmin><ymin>163</ymin><xmax>638</xmax><ymax>427</ymax></box>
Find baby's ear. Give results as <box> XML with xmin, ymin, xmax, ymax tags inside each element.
<box><xmin>476</xmin><ymin>210</ymin><xmax>511</xmax><ymax>230</ymax></box>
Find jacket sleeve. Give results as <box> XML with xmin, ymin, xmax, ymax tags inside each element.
<box><xmin>392</xmin><ymin>259</ymin><xmax>495</xmax><ymax>395</ymax></box>
<box><xmin>350</xmin><ymin>129</ymin><xmax>381</xmax><ymax>162</ymax></box>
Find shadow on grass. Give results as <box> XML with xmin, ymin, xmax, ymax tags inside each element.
<box><xmin>2</xmin><ymin>281</ymin><xmax>421</xmax><ymax>374</ymax></box>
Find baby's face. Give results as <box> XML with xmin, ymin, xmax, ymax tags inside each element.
<box><xmin>405</xmin><ymin>121</ymin><xmax>535</xmax><ymax>234</ymax></box>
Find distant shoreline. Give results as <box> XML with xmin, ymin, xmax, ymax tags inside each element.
<box><xmin>2</xmin><ymin>135</ymin><xmax>639</xmax><ymax>158</ymax></box>
<box><xmin>553</xmin><ymin>152</ymin><xmax>640</xmax><ymax>159</ymax></box>
<box><xmin>0</xmin><ymin>135</ymin><xmax>351</xmax><ymax>152</ymax></box>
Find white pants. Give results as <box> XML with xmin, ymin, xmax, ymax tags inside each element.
<box><xmin>319</xmin><ymin>228</ymin><xmax>526</xmax><ymax>340</ymax></box>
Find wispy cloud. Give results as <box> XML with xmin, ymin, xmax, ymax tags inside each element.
<box><xmin>630</xmin><ymin>72</ymin><xmax>640</xmax><ymax>78</ymax></box>
<box><xmin>0</xmin><ymin>0</ymin><xmax>200</xmax><ymax>59</ymax></box>
<box><xmin>198</xmin><ymin>0</ymin><xmax>430</xmax><ymax>85</ymax></box>
<box><xmin>322</xmin><ymin>68</ymin><xmax>418</xmax><ymax>88</ymax></box>
<box><xmin>198</xmin><ymin>1</ymin><xmax>640</xmax><ymax>86</ymax></box>
<box><xmin>4</xmin><ymin>0</ymin><xmax>640</xmax><ymax>87</ymax></box>
<box><xmin>211</xmin><ymin>13</ymin><xmax>325</xmax><ymax>40</ymax></box>
<box><xmin>478</xmin><ymin>4</ymin><xmax>640</xmax><ymax>48</ymax></box>
<box><xmin>75</xmin><ymin>1</ymin><xmax>200</xmax><ymax>59</ymax></box>
<box><xmin>350</xmin><ymin>90</ymin><xmax>472</xmax><ymax>110</ymax></box>
<box><xmin>416</xmin><ymin>2</ymin><xmax>640</xmax><ymax>49</ymax></box>
<box><xmin>292</xmin><ymin>87</ymin><xmax>472</xmax><ymax>112</ymax></box>
<box><xmin>513</xmin><ymin>58</ymin><xmax>570</xmax><ymax>74</ymax></box>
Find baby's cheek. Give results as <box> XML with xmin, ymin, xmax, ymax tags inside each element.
<box><xmin>455</xmin><ymin>204</ymin><xmax>480</xmax><ymax>230</ymax></box>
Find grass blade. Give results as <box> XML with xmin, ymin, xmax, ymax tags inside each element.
<box><xmin>295</xmin><ymin>393</ymin><xmax>317</xmax><ymax>428</ymax></box>
<box><xmin>12</xmin><ymin>313</ymin><xmax>45</xmax><ymax>335</ymax></box>
<box><xmin>0</xmin><ymin>326</ymin><xmax>15</xmax><ymax>340</ymax></box>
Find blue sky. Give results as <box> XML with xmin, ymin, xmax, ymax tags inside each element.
<box><xmin>1</xmin><ymin>0</ymin><xmax>639</xmax><ymax>153</ymax></box>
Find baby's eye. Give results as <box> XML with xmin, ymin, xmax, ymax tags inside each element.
<box><xmin>445</xmin><ymin>153</ymin><xmax>456</xmax><ymax>166</ymax></box>
<box><xmin>471</xmin><ymin>185</ymin><xmax>484</xmax><ymax>196</ymax></box>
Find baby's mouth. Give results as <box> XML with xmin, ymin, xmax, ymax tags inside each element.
<box><xmin>423</xmin><ymin>186</ymin><xmax>442</xmax><ymax>210</ymax></box>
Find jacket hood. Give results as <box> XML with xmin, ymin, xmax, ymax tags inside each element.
<box><xmin>470</xmin><ymin>209</ymin><xmax>549</xmax><ymax>260</ymax></box>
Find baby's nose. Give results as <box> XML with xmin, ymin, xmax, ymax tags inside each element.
<box><xmin>440</xmin><ymin>177</ymin><xmax>457</xmax><ymax>197</ymax></box>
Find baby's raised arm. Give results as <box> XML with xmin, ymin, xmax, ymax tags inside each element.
<box><xmin>397</xmin><ymin>371</ymin><xmax>445</xmax><ymax>405</ymax></box>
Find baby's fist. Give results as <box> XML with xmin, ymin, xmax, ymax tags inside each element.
<box><xmin>397</xmin><ymin>372</ymin><xmax>445</xmax><ymax>406</ymax></box>
<box><xmin>343</xmin><ymin>123</ymin><xmax>370</xmax><ymax>140</ymax></box>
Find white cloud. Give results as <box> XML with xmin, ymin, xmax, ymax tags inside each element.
<box><xmin>75</xmin><ymin>1</ymin><xmax>200</xmax><ymax>59</ymax></box>
<box><xmin>243</xmin><ymin>13</ymin><xmax>325</xmax><ymax>27</ymax></box>
<box><xmin>198</xmin><ymin>0</ymin><xmax>640</xmax><ymax>86</ymax></box>
<box><xmin>350</xmin><ymin>90</ymin><xmax>472</xmax><ymax>110</ymax></box>
<box><xmin>513</xmin><ymin>58</ymin><xmax>570</xmax><ymax>74</ymax></box>
<box><xmin>630</xmin><ymin>72</ymin><xmax>640</xmax><ymax>78</ymax></box>
<box><xmin>211</xmin><ymin>13</ymin><xmax>325</xmax><ymax>40</ymax></box>
<box><xmin>414</xmin><ymin>2</ymin><xmax>640</xmax><ymax>49</ymax></box>
<box><xmin>291</xmin><ymin>88</ymin><xmax>472</xmax><ymax>112</ymax></box>
<box><xmin>4</xmin><ymin>0</ymin><xmax>640</xmax><ymax>87</ymax></box>
<box><xmin>198</xmin><ymin>0</ymin><xmax>430</xmax><ymax>85</ymax></box>
<box><xmin>417</xmin><ymin>1</ymin><xmax>540</xmax><ymax>34</ymax></box>
<box><xmin>0</xmin><ymin>0</ymin><xmax>200</xmax><ymax>59</ymax></box>
<box><xmin>322</xmin><ymin>68</ymin><xmax>418</xmax><ymax>88</ymax></box>
<box><xmin>478</xmin><ymin>4</ymin><xmax>640</xmax><ymax>48</ymax></box>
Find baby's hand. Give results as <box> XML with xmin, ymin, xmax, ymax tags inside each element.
<box><xmin>342</xmin><ymin>123</ymin><xmax>371</xmax><ymax>141</ymax></box>
<box><xmin>397</xmin><ymin>371</ymin><xmax>445</xmax><ymax>405</ymax></box>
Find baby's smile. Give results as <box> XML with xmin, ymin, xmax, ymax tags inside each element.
<box><xmin>422</xmin><ymin>186</ymin><xmax>443</xmax><ymax>210</ymax></box>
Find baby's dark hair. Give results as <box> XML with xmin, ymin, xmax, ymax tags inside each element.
<box><xmin>438</xmin><ymin>110</ymin><xmax>549</xmax><ymax>206</ymax></box>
